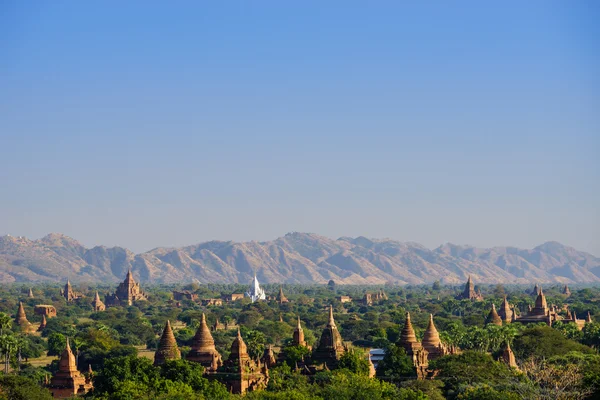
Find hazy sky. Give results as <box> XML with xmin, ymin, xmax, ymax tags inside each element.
<box><xmin>1</xmin><ymin>1</ymin><xmax>599</xmax><ymax>255</ymax></box>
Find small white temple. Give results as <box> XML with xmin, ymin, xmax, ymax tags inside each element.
<box><xmin>246</xmin><ymin>275</ymin><xmax>266</xmax><ymax>303</ymax></box>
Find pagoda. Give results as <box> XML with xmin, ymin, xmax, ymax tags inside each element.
<box><xmin>38</xmin><ymin>314</ymin><xmax>47</xmax><ymax>332</ymax></box>
<box><xmin>276</xmin><ymin>287</ymin><xmax>289</xmax><ymax>304</ymax></box>
<box><xmin>311</xmin><ymin>306</ymin><xmax>345</xmax><ymax>366</ymax></box>
<box><xmin>398</xmin><ymin>312</ymin><xmax>422</xmax><ymax>355</ymax></box>
<box><xmin>246</xmin><ymin>275</ymin><xmax>266</xmax><ymax>303</ymax></box>
<box><xmin>261</xmin><ymin>345</ymin><xmax>277</xmax><ymax>368</ymax></box>
<box><xmin>91</xmin><ymin>292</ymin><xmax>106</xmax><ymax>312</ymax></box>
<box><xmin>562</xmin><ymin>285</ymin><xmax>571</xmax><ymax>296</ymax></box>
<box><xmin>63</xmin><ymin>280</ymin><xmax>83</xmax><ymax>302</ymax></box>
<box><xmin>497</xmin><ymin>296</ymin><xmax>513</xmax><ymax>323</ymax></box>
<box><xmin>47</xmin><ymin>338</ymin><xmax>93</xmax><ymax>398</ymax></box>
<box><xmin>105</xmin><ymin>269</ymin><xmax>147</xmax><ymax>306</ymax></box>
<box><xmin>14</xmin><ymin>302</ymin><xmax>35</xmax><ymax>333</ymax></box>
<box><xmin>456</xmin><ymin>276</ymin><xmax>483</xmax><ymax>300</ymax></box>
<box><xmin>531</xmin><ymin>284</ymin><xmax>541</xmax><ymax>296</ymax></box>
<box><xmin>28</xmin><ymin>288</ymin><xmax>34</xmax><ymax>298</ymax></box>
<box><xmin>486</xmin><ymin>304</ymin><xmax>503</xmax><ymax>326</ymax></box>
<box><xmin>515</xmin><ymin>287</ymin><xmax>559</xmax><ymax>326</ymax></box>
<box><xmin>292</xmin><ymin>316</ymin><xmax>308</xmax><ymax>348</ymax></box>
<box><xmin>500</xmin><ymin>342</ymin><xmax>518</xmax><ymax>370</ymax></box>
<box><xmin>186</xmin><ymin>314</ymin><xmax>222</xmax><ymax>370</ymax></box>
<box><xmin>211</xmin><ymin>329</ymin><xmax>268</xmax><ymax>394</ymax></box>
<box><xmin>154</xmin><ymin>320</ymin><xmax>181</xmax><ymax>366</ymax></box>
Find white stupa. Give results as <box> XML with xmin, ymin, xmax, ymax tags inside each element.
<box><xmin>246</xmin><ymin>275</ymin><xmax>266</xmax><ymax>303</ymax></box>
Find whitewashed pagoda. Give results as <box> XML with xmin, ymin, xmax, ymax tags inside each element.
<box><xmin>246</xmin><ymin>275</ymin><xmax>266</xmax><ymax>303</ymax></box>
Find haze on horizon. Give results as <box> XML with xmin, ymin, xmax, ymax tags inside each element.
<box><xmin>1</xmin><ymin>2</ymin><xmax>599</xmax><ymax>255</ymax></box>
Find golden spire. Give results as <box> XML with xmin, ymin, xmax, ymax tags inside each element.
<box><xmin>400</xmin><ymin>312</ymin><xmax>418</xmax><ymax>344</ymax></box>
<box><xmin>422</xmin><ymin>314</ymin><xmax>441</xmax><ymax>351</ymax></box>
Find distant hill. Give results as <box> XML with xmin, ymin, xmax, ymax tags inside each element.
<box><xmin>1</xmin><ymin>232</ymin><xmax>599</xmax><ymax>284</ymax></box>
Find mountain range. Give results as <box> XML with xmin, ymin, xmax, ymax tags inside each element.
<box><xmin>1</xmin><ymin>232</ymin><xmax>599</xmax><ymax>285</ymax></box>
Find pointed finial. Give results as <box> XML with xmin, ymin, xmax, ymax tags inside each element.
<box><xmin>328</xmin><ymin>305</ymin><xmax>336</xmax><ymax>327</ymax></box>
<box><xmin>297</xmin><ymin>315</ymin><xmax>302</xmax><ymax>328</ymax></box>
<box><xmin>201</xmin><ymin>313</ymin><xmax>206</xmax><ymax>323</ymax></box>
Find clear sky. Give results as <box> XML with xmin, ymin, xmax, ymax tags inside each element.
<box><xmin>1</xmin><ymin>1</ymin><xmax>599</xmax><ymax>255</ymax></box>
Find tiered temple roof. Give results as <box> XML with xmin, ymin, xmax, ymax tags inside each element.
<box><xmin>486</xmin><ymin>304</ymin><xmax>503</xmax><ymax>326</ymax></box>
<box><xmin>105</xmin><ymin>270</ymin><xmax>147</xmax><ymax>307</ymax></box>
<box><xmin>246</xmin><ymin>275</ymin><xmax>266</xmax><ymax>303</ymax></box>
<box><xmin>47</xmin><ymin>338</ymin><xmax>93</xmax><ymax>398</ymax></box>
<box><xmin>456</xmin><ymin>276</ymin><xmax>483</xmax><ymax>300</ymax></box>
<box><xmin>276</xmin><ymin>287</ymin><xmax>289</xmax><ymax>304</ymax></box>
<box><xmin>312</xmin><ymin>306</ymin><xmax>346</xmax><ymax>366</ymax></box>
<box><xmin>186</xmin><ymin>314</ymin><xmax>222</xmax><ymax>369</ymax></box>
<box><xmin>399</xmin><ymin>313</ymin><xmax>422</xmax><ymax>354</ymax></box>
<box><xmin>498</xmin><ymin>296</ymin><xmax>513</xmax><ymax>323</ymax></box>
<box><xmin>293</xmin><ymin>316</ymin><xmax>307</xmax><ymax>348</ymax></box>
<box><xmin>154</xmin><ymin>320</ymin><xmax>181</xmax><ymax>366</ymax></box>
<box><xmin>91</xmin><ymin>291</ymin><xmax>106</xmax><ymax>312</ymax></box>
<box><xmin>14</xmin><ymin>302</ymin><xmax>35</xmax><ymax>333</ymax></box>
<box><xmin>213</xmin><ymin>329</ymin><xmax>268</xmax><ymax>394</ymax></box>
<box><xmin>261</xmin><ymin>345</ymin><xmax>277</xmax><ymax>368</ymax></box>
<box><xmin>63</xmin><ymin>280</ymin><xmax>83</xmax><ymax>302</ymax></box>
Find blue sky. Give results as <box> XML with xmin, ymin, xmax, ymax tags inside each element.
<box><xmin>1</xmin><ymin>1</ymin><xmax>598</xmax><ymax>254</ymax></box>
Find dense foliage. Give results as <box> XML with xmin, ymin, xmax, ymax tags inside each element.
<box><xmin>0</xmin><ymin>282</ymin><xmax>598</xmax><ymax>399</ymax></box>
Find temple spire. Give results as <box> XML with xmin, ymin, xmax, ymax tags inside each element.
<box><xmin>154</xmin><ymin>320</ymin><xmax>181</xmax><ymax>365</ymax></box>
<box><xmin>422</xmin><ymin>314</ymin><xmax>441</xmax><ymax>351</ymax></box>
<box><xmin>328</xmin><ymin>305</ymin><xmax>336</xmax><ymax>328</ymax></box>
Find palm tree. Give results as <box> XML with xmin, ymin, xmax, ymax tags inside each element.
<box><xmin>0</xmin><ymin>313</ymin><xmax>11</xmax><ymax>336</ymax></box>
<box><xmin>0</xmin><ymin>334</ymin><xmax>18</xmax><ymax>373</ymax></box>
<box><xmin>14</xmin><ymin>336</ymin><xmax>27</xmax><ymax>372</ymax></box>
<box><xmin>71</xmin><ymin>336</ymin><xmax>86</xmax><ymax>368</ymax></box>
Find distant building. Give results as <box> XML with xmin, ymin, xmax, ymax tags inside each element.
<box><xmin>14</xmin><ymin>302</ymin><xmax>36</xmax><ymax>334</ymax></box>
<box><xmin>276</xmin><ymin>287</ymin><xmax>289</xmax><ymax>304</ymax></box>
<box><xmin>47</xmin><ymin>338</ymin><xmax>93</xmax><ymax>398</ymax></box>
<box><xmin>173</xmin><ymin>290</ymin><xmax>198</xmax><ymax>301</ymax></box>
<box><xmin>562</xmin><ymin>285</ymin><xmax>571</xmax><ymax>297</ymax></box>
<box><xmin>398</xmin><ymin>313</ymin><xmax>459</xmax><ymax>379</ymax></box>
<box><xmin>91</xmin><ymin>292</ymin><xmax>106</xmax><ymax>312</ymax></box>
<box><xmin>154</xmin><ymin>321</ymin><xmax>181</xmax><ymax>366</ymax></box>
<box><xmin>187</xmin><ymin>314</ymin><xmax>222</xmax><ymax>369</ymax></box>
<box><xmin>336</xmin><ymin>296</ymin><xmax>352</xmax><ymax>303</ymax></box>
<box><xmin>223</xmin><ymin>293</ymin><xmax>245</xmax><ymax>302</ymax></box>
<box><xmin>311</xmin><ymin>306</ymin><xmax>346</xmax><ymax>367</ymax></box>
<box><xmin>209</xmin><ymin>329</ymin><xmax>269</xmax><ymax>394</ymax></box>
<box><xmin>34</xmin><ymin>305</ymin><xmax>57</xmax><ymax>318</ymax></box>
<box><xmin>486</xmin><ymin>304</ymin><xmax>503</xmax><ymax>326</ymax></box>
<box><xmin>246</xmin><ymin>275</ymin><xmax>266</xmax><ymax>303</ymax></box>
<box><xmin>201</xmin><ymin>298</ymin><xmax>223</xmax><ymax>306</ymax></box>
<box><xmin>63</xmin><ymin>280</ymin><xmax>84</xmax><ymax>302</ymax></box>
<box><xmin>105</xmin><ymin>270</ymin><xmax>147</xmax><ymax>307</ymax></box>
<box><xmin>456</xmin><ymin>276</ymin><xmax>483</xmax><ymax>301</ymax></box>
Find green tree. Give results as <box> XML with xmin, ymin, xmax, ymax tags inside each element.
<box><xmin>46</xmin><ymin>332</ymin><xmax>66</xmax><ymax>356</ymax></box>
<box><xmin>338</xmin><ymin>348</ymin><xmax>371</xmax><ymax>376</ymax></box>
<box><xmin>0</xmin><ymin>313</ymin><xmax>11</xmax><ymax>336</ymax></box>
<box><xmin>582</xmin><ymin>322</ymin><xmax>600</xmax><ymax>348</ymax></box>
<box><xmin>513</xmin><ymin>326</ymin><xmax>593</xmax><ymax>360</ymax></box>
<box><xmin>0</xmin><ymin>334</ymin><xmax>18</xmax><ymax>374</ymax></box>
<box><xmin>430</xmin><ymin>351</ymin><xmax>521</xmax><ymax>399</ymax></box>
<box><xmin>0</xmin><ymin>375</ymin><xmax>53</xmax><ymax>400</ymax></box>
<box><xmin>282</xmin><ymin>345</ymin><xmax>311</xmax><ymax>367</ymax></box>
<box><xmin>375</xmin><ymin>344</ymin><xmax>415</xmax><ymax>381</ymax></box>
